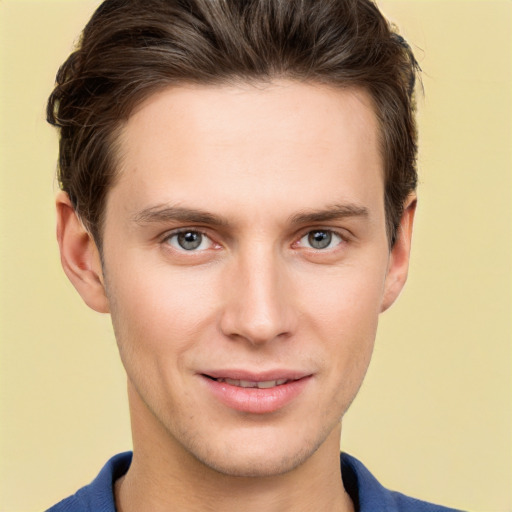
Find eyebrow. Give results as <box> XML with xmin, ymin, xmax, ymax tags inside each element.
<box><xmin>132</xmin><ymin>202</ymin><xmax>369</xmax><ymax>227</ymax></box>
<box><xmin>132</xmin><ymin>205</ymin><xmax>229</xmax><ymax>227</ymax></box>
<box><xmin>289</xmin><ymin>203</ymin><xmax>369</xmax><ymax>225</ymax></box>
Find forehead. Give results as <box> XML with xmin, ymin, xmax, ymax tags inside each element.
<box><xmin>111</xmin><ymin>80</ymin><xmax>384</xmax><ymax>223</ymax></box>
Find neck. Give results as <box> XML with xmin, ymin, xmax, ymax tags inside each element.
<box><xmin>115</xmin><ymin>383</ymin><xmax>354</xmax><ymax>512</ymax></box>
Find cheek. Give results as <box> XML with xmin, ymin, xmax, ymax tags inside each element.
<box><xmin>301</xmin><ymin>258</ymin><xmax>386</xmax><ymax>330</ymax></box>
<box><xmin>106</xmin><ymin>260</ymin><xmax>220</xmax><ymax>364</ymax></box>
<box><xmin>298</xmin><ymin>261</ymin><xmax>386</xmax><ymax>382</ymax></box>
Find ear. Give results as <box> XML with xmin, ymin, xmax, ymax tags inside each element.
<box><xmin>56</xmin><ymin>191</ymin><xmax>110</xmax><ymax>313</ymax></box>
<box><xmin>380</xmin><ymin>195</ymin><xmax>417</xmax><ymax>313</ymax></box>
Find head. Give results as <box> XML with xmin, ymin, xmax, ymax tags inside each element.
<box><xmin>49</xmin><ymin>0</ymin><xmax>419</xmax><ymax>481</ymax></box>
<box><xmin>48</xmin><ymin>0</ymin><xmax>419</xmax><ymax>251</ymax></box>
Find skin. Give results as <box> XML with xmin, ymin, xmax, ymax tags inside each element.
<box><xmin>56</xmin><ymin>80</ymin><xmax>415</xmax><ymax>512</ymax></box>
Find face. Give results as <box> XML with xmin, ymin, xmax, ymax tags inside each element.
<box><xmin>74</xmin><ymin>81</ymin><xmax>413</xmax><ymax>477</ymax></box>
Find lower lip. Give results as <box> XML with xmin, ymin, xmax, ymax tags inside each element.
<box><xmin>201</xmin><ymin>376</ymin><xmax>311</xmax><ymax>414</ymax></box>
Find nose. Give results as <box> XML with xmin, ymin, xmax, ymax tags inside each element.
<box><xmin>219</xmin><ymin>247</ymin><xmax>297</xmax><ymax>346</ymax></box>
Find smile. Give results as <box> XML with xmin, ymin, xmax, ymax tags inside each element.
<box><xmin>200</xmin><ymin>372</ymin><xmax>312</xmax><ymax>414</ymax></box>
<box><xmin>208</xmin><ymin>377</ymin><xmax>290</xmax><ymax>388</ymax></box>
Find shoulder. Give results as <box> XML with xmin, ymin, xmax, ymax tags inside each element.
<box><xmin>45</xmin><ymin>452</ymin><xmax>132</xmax><ymax>512</ymax></box>
<box><xmin>340</xmin><ymin>453</ymin><xmax>467</xmax><ymax>512</ymax></box>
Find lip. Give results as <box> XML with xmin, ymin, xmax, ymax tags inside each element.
<box><xmin>199</xmin><ymin>369</ymin><xmax>312</xmax><ymax>414</ymax></box>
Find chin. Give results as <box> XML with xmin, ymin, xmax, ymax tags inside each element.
<box><xmin>183</xmin><ymin>424</ymin><xmax>331</xmax><ymax>478</ymax></box>
<box><xmin>195</xmin><ymin>448</ymin><xmax>312</xmax><ymax>478</ymax></box>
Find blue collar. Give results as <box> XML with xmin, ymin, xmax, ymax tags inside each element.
<box><xmin>47</xmin><ymin>451</ymin><xmax>463</xmax><ymax>512</ymax></box>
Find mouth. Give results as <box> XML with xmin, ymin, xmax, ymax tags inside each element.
<box><xmin>200</xmin><ymin>371</ymin><xmax>312</xmax><ymax>414</ymax></box>
<box><xmin>204</xmin><ymin>376</ymin><xmax>291</xmax><ymax>389</ymax></box>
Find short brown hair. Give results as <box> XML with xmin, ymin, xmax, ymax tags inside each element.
<box><xmin>47</xmin><ymin>0</ymin><xmax>420</xmax><ymax>248</ymax></box>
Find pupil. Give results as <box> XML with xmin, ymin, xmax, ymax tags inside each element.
<box><xmin>178</xmin><ymin>231</ymin><xmax>202</xmax><ymax>250</ymax></box>
<box><xmin>308</xmin><ymin>231</ymin><xmax>331</xmax><ymax>249</ymax></box>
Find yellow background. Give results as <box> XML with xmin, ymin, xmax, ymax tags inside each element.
<box><xmin>0</xmin><ymin>1</ymin><xmax>510</xmax><ymax>511</ymax></box>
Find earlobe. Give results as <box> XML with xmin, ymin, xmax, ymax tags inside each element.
<box><xmin>56</xmin><ymin>191</ymin><xmax>110</xmax><ymax>313</ymax></box>
<box><xmin>380</xmin><ymin>195</ymin><xmax>417</xmax><ymax>313</ymax></box>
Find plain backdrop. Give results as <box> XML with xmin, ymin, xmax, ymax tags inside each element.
<box><xmin>0</xmin><ymin>1</ymin><xmax>510</xmax><ymax>511</ymax></box>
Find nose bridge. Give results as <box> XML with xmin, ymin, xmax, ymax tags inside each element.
<box><xmin>220</xmin><ymin>242</ymin><xmax>295</xmax><ymax>345</ymax></box>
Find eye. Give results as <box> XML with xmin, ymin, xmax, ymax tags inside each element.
<box><xmin>165</xmin><ymin>230</ymin><xmax>213</xmax><ymax>251</ymax></box>
<box><xmin>299</xmin><ymin>230</ymin><xmax>343</xmax><ymax>250</ymax></box>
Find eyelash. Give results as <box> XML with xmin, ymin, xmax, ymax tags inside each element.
<box><xmin>162</xmin><ymin>229</ymin><xmax>217</xmax><ymax>252</ymax></box>
<box><xmin>296</xmin><ymin>229</ymin><xmax>345</xmax><ymax>251</ymax></box>
<box><xmin>161</xmin><ymin>227</ymin><xmax>348</xmax><ymax>255</ymax></box>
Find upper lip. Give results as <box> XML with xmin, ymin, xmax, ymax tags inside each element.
<box><xmin>199</xmin><ymin>369</ymin><xmax>311</xmax><ymax>382</ymax></box>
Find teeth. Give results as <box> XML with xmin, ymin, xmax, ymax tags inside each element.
<box><xmin>240</xmin><ymin>380</ymin><xmax>257</xmax><ymax>388</ymax></box>
<box><xmin>217</xmin><ymin>378</ymin><xmax>289</xmax><ymax>388</ymax></box>
<box><xmin>256</xmin><ymin>380</ymin><xmax>275</xmax><ymax>389</ymax></box>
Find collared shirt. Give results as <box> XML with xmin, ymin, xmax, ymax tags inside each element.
<box><xmin>46</xmin><ymin>452</ymin><xmax>465</xmax><ymax>512</ymax></box>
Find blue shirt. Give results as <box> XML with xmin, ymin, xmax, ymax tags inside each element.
<box><xmin>46</xmin><ymin>452</ymin><xmax>465</xmax><ymax>511</ymax></box>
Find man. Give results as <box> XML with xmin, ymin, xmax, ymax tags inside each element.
<box><xmin>46</xmin><ymin>0</ymin><xmax>464</xmax><ymax>511</ymax></box>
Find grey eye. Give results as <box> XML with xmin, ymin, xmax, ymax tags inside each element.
<box><xmin>167</xmin><ymin>231</ymin><xmax>211</xmax><ymax>251</ymax></box>
<box><xmin>300</xmin><ymin>230</ymin><xmax>342</xmax><ymax>250</ymax></box>
<box><xmin>177</xmin><ymin>231</ymin><xmax>202</xmax><ymax>250</ymax></box>
<box><xmin>307</xmin><ymin>230</ymin><xmax>332</xmax><ymax>249</ymax></box>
